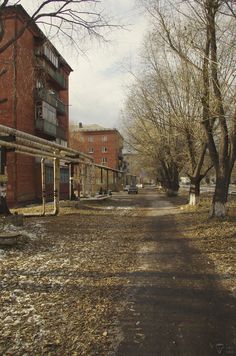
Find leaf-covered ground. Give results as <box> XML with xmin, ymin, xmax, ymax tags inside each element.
<box><xmin>0</xmin><ymin>192</ymin><xmax>235</xmax><ymax>355</ymax></box>
<box><xmin>174</xmin><ymin>197</ymin><xmax>236</xmax><ymax>298</ymax></box>
<box><xmin>0</xmin><ymin>203</ymin><xmax>143</xmax><ymax>355</ymax></box>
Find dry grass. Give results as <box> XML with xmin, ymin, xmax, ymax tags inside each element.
<box><xmin>175</xmin><ymin>196</ymin><xmax>236</xmax><ymax>295</ymax></box>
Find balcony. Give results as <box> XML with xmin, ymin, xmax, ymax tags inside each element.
<box><xmin>36</xmin><ymin>60</ymin><xmax>67</xmax><ymax>90</ymax></box>
<box><xmin>118</xmin><ymin>149</ymin><xmax>124</xmax><ymax>161</ymax></box>
<box><xmin>36</xmin><ymin>89</ymin><xmax>66</xmax><ymax>115</ymax></box>
<box><xmin>46</xmin><ymin>65</ymin><xmax>67</xmax><ymax>89</ymax></box>
<box><xmin>36</xmin><ymin>118</ymin><xmax>57</xmax><ymax>137</ymax></box>
<box><xmin>36</xmin><ymin>118</ymin><xmax>67</xmax><ymax>141</ymax></box>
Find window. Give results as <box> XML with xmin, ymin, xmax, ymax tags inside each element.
<box><xmin>60</xmin><ymin>168</ymin><xmax>69</xmax><ymax>183</ymax></box>
<box><xmin>46</xmin><ymin>166</ymin><xmax>53</xmax><ymax>184</ymax></box>
<box><xmin>56</xmin><ymin>138</ymin><xmax>68</xmax><ymax>147</ymax></box>
<box><xmin>43</xmin><ymin>44</ymin><xmax>59</xmax><ymax>68</ymax></box>
<box><xmin>102</xmin><ymin>135</ymin><xmax>107</xmax><ymax>142</ymax></box>
<box><xmin>101</xmin><ymin>147</ymin><xmax>107</xmax><ymax>153</ymax></box>
<box><xmin>101</xmin><ymin>157</ymin><xmax>107</xmax><ymax>165</ymax></box>
<box><xmin>88</xmin><ymin>147</ymin><xmax>94</xmax><ymax>153</ymax></box>
<box><xmin>88</xmin><ymin>136</ymin><xmax>93</xmax><ymax>142</ymax></box>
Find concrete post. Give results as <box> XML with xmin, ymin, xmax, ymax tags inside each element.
<box><xmin>53</xmin><ymin>156</ymin><xmax>60</xmax><ymax>214</ymax></box>
<box><xmin>41</xmin><ymin>158</ymin><xmax>46</xmax><ymax>215</ymax></box>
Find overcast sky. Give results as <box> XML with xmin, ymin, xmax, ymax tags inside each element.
<box><xmin>20</xmin><ymin>0</ymin><xmax>148</xmax><ymax>129</ymax></box>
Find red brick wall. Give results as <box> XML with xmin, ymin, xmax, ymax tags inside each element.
<box><xmin>59</xmin><ymin>66</ymin><xmax>70</xmax><ymax>142</ymax></box>
<box><xmin>0</xmin><ymin>9</ymin><xmax>71</xmax><ymax>206</ymax></box>
<box><xmin>71</xmin><ymin>130</ymin><xmax>123</xmax><ymax>170</ymax></box>
<box><xmin>0</xmin><ymin>15</ymin><xmax>15</xmax><ymax>128</ymax></box>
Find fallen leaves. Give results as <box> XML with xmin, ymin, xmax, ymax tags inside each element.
<box><xmin>0</xmin><ymin>203</ymin><xmax>142</xmax><ymax>355</ymax></box>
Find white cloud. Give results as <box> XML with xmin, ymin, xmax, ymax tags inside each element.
<box><xmin>68</xmin><ymin>2</ymin><xmax>148</xmax><ymax>128</ymax></box>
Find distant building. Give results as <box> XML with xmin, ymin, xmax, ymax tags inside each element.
<box><xmin>0</xmin><ymin>5</ymin><xmax>73</xmax><ymax>205</ymax></box>
<box><xmin>70</xmin><ymin>123</ymin><xmax>124</xmax><ymax>171</ymax></box>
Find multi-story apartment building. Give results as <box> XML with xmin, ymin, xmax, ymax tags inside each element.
<box><xmin>70</xmin><ymin>123</ymin><xmax>124</xmax><ymax>171</ymax></box>
<box><xmin>0</xmin><ymin>5</ymin><xmax>72</xmax><ymax>205</ymax></box>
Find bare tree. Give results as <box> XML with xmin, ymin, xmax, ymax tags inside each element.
<box><xmin>0</xmin><ymin>1</ymin><xmax>112</xmax><ymax>54</ymax></box>
<box><xmin>122</xmin><ymin>73</ymin><xmax>183</xmax><ymax>196</ymax></box>
<box><xmin>141</xmin><ymin>0</ymin><xmax>236</xmax><ymax>216</ymax></box>
<box><xmin>122</xmin><ymin>31</ymin><xmax>213</xmax><ymax>204</ymax></box>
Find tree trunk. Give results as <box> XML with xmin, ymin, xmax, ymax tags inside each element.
<box><xmin>165</xmin><ymin>163</ymin><xmax>179</xmax><ymax>197</ymax></box>
<box><xmin>210</xmin><ymin>170</ymin><xmax>230</xmax><ymax>218</ymax></box>
<box><xmin>188</xmin><ymin>176</ymin><xmax>201</xmax><ymax>206</ymax></box>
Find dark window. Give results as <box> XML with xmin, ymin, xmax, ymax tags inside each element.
<box><xmin>46</xmin><ymin>166</ymin><xmax>53</xmax><ymax>184</ymax></box>
<box><xmin>60</xmin><ymin>168</ymin><xmax>69</xmax><ymax>183</ymax></box>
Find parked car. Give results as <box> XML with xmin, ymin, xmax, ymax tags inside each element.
<box><xmin>124</xmin><ymin>185</ymin><xmax>130</xmax><ymax>191</ymax></box>
<box><xmin>128</xmin><ymin>185</ymin><xmax>138</xmax><ymax>194</ymax></box>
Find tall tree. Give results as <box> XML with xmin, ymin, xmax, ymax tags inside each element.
<box><xmin>142</xmin><ymin>0</ymin><xmax>236</xmax><ymax>216</ymax></box>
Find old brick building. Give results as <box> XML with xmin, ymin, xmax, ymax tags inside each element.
<box><xmin>70</xmin><ymin>123</ymin><xmax>124</xmax><ymax>170</ymax></box>
<box><xmin>0</xmin><ymin>5</ymin><xmax>72</xmax><ymax>205</ymax></box>
<box><xmin>69</xmin><ymin>123</ymin><xmax>125</xmax><ymax>191</ymax></box>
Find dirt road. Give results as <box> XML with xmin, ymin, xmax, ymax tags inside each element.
<box><xmin>115</xmin><ymin>192</ymin><xmax>236</xmax><ymax>356</ymax></box>
<box><xmin>0</xmin><ymin>190</ymin><xmax>235</xmax><ymax>355</ymax></box>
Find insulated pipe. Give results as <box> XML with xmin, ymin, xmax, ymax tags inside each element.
<box><xmin>4</xmin><ymin>141</ymin><xmax>91</xmax><ymax>164</ymax></box>
<box><xmin>1</xmin><ymin>137</ymin><xmax>121</xmax><ymax>173</ymax></box>
<box><xmin>41</xmin><ymin>158</ymin><xmax>46</xmax><ymax>215</ymax></box>
<box><xmin>0</xmin><ymin>124</ymin><xmax>93</xmax><ymax>161</ymax></box>
<box><xmin>0</xmin><ymin>139</ymin><xmax>62</xmax><ymax>160</ymax></box>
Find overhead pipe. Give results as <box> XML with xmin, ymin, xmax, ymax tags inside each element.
<box><xmin>0</xmin><ymin>124</ymin><xmax>127</xmax><ymax>216</ymax></box>
<box><xmin>1</xmin><ymin>139</ymin><xmax>90</xmax><ymax>165</ymax></box>
<box><xmin>0</xmin><ymin>139</ymin><xmax>61</xmax><ymax>161</ymax></box>
<box><xmin>0</xmin><ymin>124</ymin><xmax>93</xmax><ymax>161</ymax></box>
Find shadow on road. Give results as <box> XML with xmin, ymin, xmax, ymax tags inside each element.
<box><xmin>115</xmin><ymin>192</ymin><xmax>236</xmax><ymax>356</ymax></box>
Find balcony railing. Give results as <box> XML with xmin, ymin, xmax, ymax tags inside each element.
<box><xmin>36</xmin><ymin>89</ymin><xmax>66</xmax><ymax>115</ymax></box>
<box><xmin>36</xmin><ymin>118</ymin><xmax>57</xmax><ymax>137</ymax></box>
<box><xmin>118</xmin><ymin>150</ymin><xmax>124</xmax><ymax>160</ymax></box>
<box><xmin>46</xmin><ymin>65</ymin><xmax>67</xmax><ymax>89</ymax></box>
<box><xmin>36</xmin><ymin>60</ymin><xmax>67</xmax><ymax>89</ymax></box>
<box><xmin>36</xmin><ymin>118</ymin><xmax>67</xmax><ymax>140</ymax></box>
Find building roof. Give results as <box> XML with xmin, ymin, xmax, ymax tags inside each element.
<box><xmin>3</xmin><ymin>5</ymin><xmax>73</xmax><ymax>73</ymax></box>
<box><xmin>77</xmin><ymin>124</ymin><xmax>110</xmax><ymax>132</ymax></box>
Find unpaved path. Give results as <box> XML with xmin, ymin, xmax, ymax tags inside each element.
<box><xmin>115</xmin><ymin>191</ymin><xmax>236</xmax><ymax>356</ymax></box>
<box><xmin>0</xmin><ymin>190</ymin><xmax>235</xmax><ymax>355</ymax></box>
